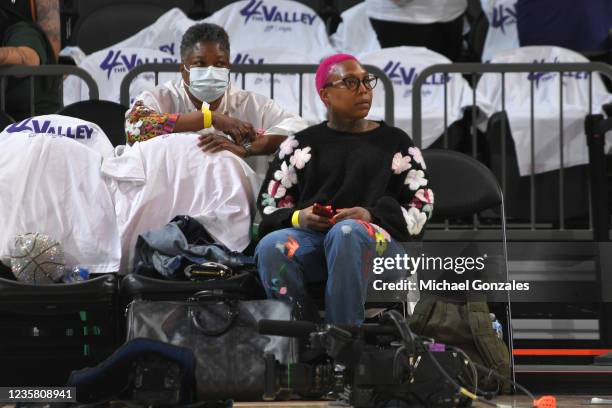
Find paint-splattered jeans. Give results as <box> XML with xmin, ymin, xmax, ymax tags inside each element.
<box><xmin>255</xmin><ymin>219</ymin><xmax>409</xmax><ymax>325</ymax></box>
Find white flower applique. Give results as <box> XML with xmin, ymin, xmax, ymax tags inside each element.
<box><xmin>405</xmin><ymin>169</ymin><xmax>428</xmax><ymax>191</ymax></box>
<box><xmin>415</xmin><ymin>188</ymin><xmax>434</xmax><ymax>204</ymax></box>
<box><xmin>289</xmin><ymin>146</ymin><xmax>312</xmax><ymax>170</ymax></box>
<box><xmin>402</xmin><ymin>207</ymin><xmax>427</xmax><ymax>236</ymax></box>
<box><xmin>263</xmin><ymin>205</ymin><xmax>279</xmax><ymax>215</ymax></box>
<box><xmin>391</xmin><ymin>152</ymin><xmax>412</xmax><ymax>174</ymax></box>
<box><xmin>274</xmin><ymin>161</ymin><xmax>297</xmax><ymax>188</ymax></box>
<box><xmin>126</xmin><ymin>120</ymin><xmax>143</xmax><ymax>136</ymax></box>
<box><xmin>279</xmin><ymin>135</ymin><xmax>299</xmax><ymax>159</ymax></box>
<box><xmin>408</xmin><ymin>146</ymin><xmax>426</xmax><ymax>169</ymax></box>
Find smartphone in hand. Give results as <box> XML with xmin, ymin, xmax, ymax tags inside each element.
<box><xmin>313</xmin><ymin>203</ymin><xmax>335</xmax><ymax>218</ymax></box>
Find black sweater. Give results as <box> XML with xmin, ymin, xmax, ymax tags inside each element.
<box><xmin>257</xmin><ymin>121</ymin><xmax>434</xmax><ymax>241</ymax></box>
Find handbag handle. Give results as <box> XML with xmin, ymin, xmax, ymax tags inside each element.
<box><xmin>188</xmin><ymin>290</ymin><xmax>239</xmax><ymax>337</ymax></box>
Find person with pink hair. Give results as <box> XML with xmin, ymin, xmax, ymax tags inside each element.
<box><xmin>254</xmin><ymin>54</ymin><xmax>434</xmax><ymax>324</ymax></box>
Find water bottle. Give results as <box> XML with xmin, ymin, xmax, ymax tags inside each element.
<box><xmin>63</xmin><ymin>266</ymin><xmax>90</xmax><ymax>283</ymax></box>
<box><xmin>490</xmin><ymin>313</ymin><xmax>504</xmax><ymax>340</ymax></box>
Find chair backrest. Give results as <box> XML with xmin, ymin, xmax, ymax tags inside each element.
<box><xmin>69</xmin><ymin>0</ymin><xmax>194</xmax><ymax>54</ymax></box>
<box><xmin>58</xmin><ymin>100</ymin><xmax>128</xmax><ymax>147</ymax></box>
<box><xmin>330</xmin><ymin>2</ymin><xmax>380</xmax><ymax>57</ymax></box>
<box><xmin>205</xmin><ymin>0</ymin><xmax>335</xmax><ymax>61</ymax></box>
<box><xmin>480</xmin><ymin>0</ymin><xmax>519</xmax><ymax>62</ymax></box>
<box><xmin>362</xmin><ymin>46</ymin><xmax>488</xmax><ymax>147</ymax></box>
<box><xmin>0</xmin><ymin>111</ymin><xmax>15</xmax><ymax>132</ymax></box>
<box><xmin>423</xmin><ymin>149</ymin><xmax>502</xmax><ymax>218</ymax></box>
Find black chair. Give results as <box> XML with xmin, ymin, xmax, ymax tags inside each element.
<box><xmin>0</xmin><ymin>110</ymin><xmax>15</xmax><ymax>132</ymax></box>
<box><xmin>63</xmin><ymin>0</ymin><xmax>198</xmax><ymax>54</ymax></box>
<box><xmin>58</xmin><ymin>100</ymin><xmax>128</xmax><ymax>146</ymax></box>
<box><xmin>0</xmin><ymin>274</ymin><xmax>119</xmax><ymax>386</ymax></box>
<box><xmin>421</xmin><ymin>148</ymin><xmax>515</xmax><ymax>377</ymax></box>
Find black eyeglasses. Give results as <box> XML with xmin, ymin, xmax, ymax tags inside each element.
<box><xmin>323</xmin><ymin>75</ymin><xmax>378</xmax><ymax>91</ymax></box>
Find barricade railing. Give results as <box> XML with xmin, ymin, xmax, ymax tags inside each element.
<box><xmin>119</xmin><ymin>63</ymin><xmax>395</xmax><ymax>125</ymax></box>
<box><xmin>0</xmin><ymin>65</ymin><xmax>99</xmax><ymax>117</ymax></box>
<box><xmin>412</xmin><ymin>62</ymin><xmax>612</xmax><ymax>241</ymax></box>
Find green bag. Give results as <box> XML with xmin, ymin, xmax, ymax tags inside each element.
<box><xmin>409</xmin><ymin>298</ymin><xmax>512</xmax><ymax>394</ymax></box>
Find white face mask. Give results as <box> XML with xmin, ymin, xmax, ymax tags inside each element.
<box><xmin>185</xmin><ymin>65</ymin><xmax>230</xmax><ymax>103</ymax></box>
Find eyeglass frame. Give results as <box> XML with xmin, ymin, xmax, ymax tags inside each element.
<box><xmin>322</xmin><ymin>74</ymin><xmax>379</xmax><ymax>91</ymax></box>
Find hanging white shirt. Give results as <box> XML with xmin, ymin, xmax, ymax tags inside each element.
<box><xmin>102</xmin><ymin>134</ymin><xmax>260</xmax><ymax>274</ymax></box>
<box><xmin>362</xmin><ymin>46</ymin><xmax>494</xmax><ymax>147</ymax></box>
<box><xmin>0</xmin><ymin>132</ymin><xmax>121</xmax><ymax>273</ymax></box>
<box><xmin>477</xmin><ymin>46</ymin><xmax>612</xmax><ymax>175</ymax></box>
<box><xmin>112</xmin><ymin>8</ymin><xmax>195</xmax><ymax>58</ymax></box>
<box><xmin>481</xmin><ymin>0</ymin><xmax>519</xmax><ymax>62</ymax></box>
<box><xmin>331</xmin><ymin>3</ymin><xmax>381</xmax><ymax>58</ymax></box>
<box><xmin>1</xmin><ymin>114</ymin><xmax>115</xmax><ymax>158</ymax></box>
<box><xmin>205</xmin><ymin>0</ymin><xmax>335</xmax><ymax>61</ymax></box>
<box><xmin>365</xmin><ymin>0</ymin><xmax>468</xmax><ymax>24</ymax></box>
<box><xmin>63</xmin><ymin>47</ymin><xmax>180</xmax><ymax>106</ymax></box>
<box><xmin>128</xmin><ymin>79</ymin><xmax>309</xmax><ymax>178</ymax></box>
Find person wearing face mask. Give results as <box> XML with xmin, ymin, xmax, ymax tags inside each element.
<box><xmin>254</xmin><ymin>54</ymin><xmax>433</xmax><ymax>325</ymax></box>
<box><xmin>124</xmin><ymin>23</ymin><xmax>308</xmax><ymax>158</ymax></box>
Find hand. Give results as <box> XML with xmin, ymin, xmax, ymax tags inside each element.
<box><xmin>198</xmin><ymin>134</ymin><xmax>248</xmax><ymax>157</ymax></box>
<box><xmin>211</xmin><ymin>112</ymin><xmax>256</xmax><ymax>144</ymax></box>
<box><xmin>298</xmin><ymin>205</ymin><xmax>332</xmax><ymax>232</ymax></box>
<box><xmin>332</xmin><ymin>207</ymin><xmax>372</xmax><ymax>224</ymax></box>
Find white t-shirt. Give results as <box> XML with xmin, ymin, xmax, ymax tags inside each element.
<box><xmin>63</xmin><ymin>47</ymin><xmax>180</xmax><ymax>106</ymax></box>
<box><xmin>112</xmin><ymin>8</ymin><xmax>196</xmax><ymax>58</ymax></box>
<box><xmin>0</xmin><ymin>132</ymin><xmax>121</xmax><ymax>273</ymax></box>
<box><xmin>1</xmin><ymin>114</ymin><xmax>115</xmax><ymax>158</ymax></box>
<box><xmin>477</xmin><ymin>46</ymin><xmax>612</xmax><ymax>175</ymax></box>
<box><xmin>230</xmin><ymin>47</ymin><xmax>321</xmax><ymax>125</ymax></box>
<box><xmin>128</xmin><ymin>79</ymin><xmax>309</xmax><ymax>177</ymax></box>
<box><xmin>365</xmin><ymin>0</ymin><xmax>468</xmax><ymax>24</ymax></box>
<box><xmin>481</xmin><ymin>0</ymin><xmax>519</xmax><ymax>62</ymax></box>
<box><xmin>362</xmin><ymin>46</ymin><xmax>494</xmax><ymax>147</ymax></box>
<box><xmin>102</xmin><ymin>134</ymin><xmax>260</xmax><ymax>273</ymax></box>
<box><xmin>331</xmin><ymin>3</ymin><xmax>381</xmax><ymax>57</ymax></box>
<box><xmin>205</xmin><ymin>0</ymin><xmax>335</xmax><ymax>61</ymax></box>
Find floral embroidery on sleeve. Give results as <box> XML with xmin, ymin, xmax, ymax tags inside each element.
<box><xmin>259</xmin><ymin>139</ymin><xmax>313</xmax><ymax>216</ymax></box>
<box><xmin>395</xmin><ymin>146</ymin><xmax>433</xmax><ymax>236</ymax></box>
<box><xmin>125</xmin><ymin>100</ymin><xmax>179</xmax><ymax>144</ymax></box>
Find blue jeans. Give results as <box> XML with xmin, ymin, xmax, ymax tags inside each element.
<box><xmin>255</xmin><ymin>219</ymin><xmax>408</xmax><ymax>325</ymax></box>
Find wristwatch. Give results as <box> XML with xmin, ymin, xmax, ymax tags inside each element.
<box><xmin>243</xmin><ymin>141</ymin><xmax>253</xmax><ymax>156</ymax></box>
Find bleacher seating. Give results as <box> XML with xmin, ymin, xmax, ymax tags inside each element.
<box><xmin>362</xmin><ymin>46</ymin><xmax>495</xmax><ymax>148</ymax></box>
<box><xmin>477</xmin><ymin>46</ymin><xmax>612</xmax><ymax>224</ymax></box>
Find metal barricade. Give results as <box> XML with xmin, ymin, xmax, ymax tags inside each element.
<box><xmin>412</xmin><ymin>62</ymin><xmax>612</xmax><ymax>240</ymax></box>
<box><xmin>119</xmin><ymin>63</ymin><xmax>395</xmax><ymax>125</ymax></box>
<box><xmin>0</xmin><ymin>65</ymin><xmax>99</xmax><ymax>117</ymax></box>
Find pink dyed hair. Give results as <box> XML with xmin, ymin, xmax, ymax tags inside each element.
<box><xmin>315</xmin><ymin>53</ymin><xmax>358</xmax><ymax>95</ymax></box>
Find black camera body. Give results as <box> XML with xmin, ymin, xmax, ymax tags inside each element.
<box><xmin>260</xmin><ymin>322</ymin><xmax>472</xmax><ymax>408</ymax></box>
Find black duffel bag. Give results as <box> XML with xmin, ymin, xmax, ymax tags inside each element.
<box><xmin>126</xmin><ymin>291</ymin><xmax>296</xmax><ymax>401</ymax></box>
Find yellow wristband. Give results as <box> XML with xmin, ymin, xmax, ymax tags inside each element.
<box><xmin>291</xmin><ymin>210</ymin><xmax>301</xmax><ymax>227</ymax></box>
<box><xmin>202</xmin><ymin>107</ymin><xmax>212</xmax><ymax>129</ymax></box>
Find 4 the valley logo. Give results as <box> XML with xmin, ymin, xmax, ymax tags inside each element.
<box><xmin>6</xmin><ymin>118</ymin><xmax>95</xmax><ymax>139</ymax></box>
<box><xmin>490</xmin><ymin>3</ymin><xmax>517</xmax><ymax>34</ymax></box>
<box><xmin>383</xmin><ymin>61</ymin><xmax>450</xmax><ymax>97</ymax></box>
<box><xmin>99</xmin><ymin>50</ymin><xmax>177</xmax><ymax>79</ymax></box>
<box><xmin>527</xmin><ymin>58</ymin><xmax>590</xmax><ymax>88</ymax></box>
<box><xmin>239</xmin><ymin>0</ymin><xmax>317</xmax><ymax>25</ymax></box>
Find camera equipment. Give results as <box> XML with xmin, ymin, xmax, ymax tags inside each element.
<box><xmin>258</xmin><ymin>312</ymin><xmax>473</xmax><ymax>408</ymax></box>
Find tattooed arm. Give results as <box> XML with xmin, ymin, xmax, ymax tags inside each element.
<box><xmin>35</xmin><ymin>0</ymin><xmax>60</xmax><ymax>57</ymax></box>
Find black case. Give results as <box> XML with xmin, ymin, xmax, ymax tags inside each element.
<box><xmin>0</xmin><ymin>274</ymin><xmax>119</xmax><ymax>386</ymax></box>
